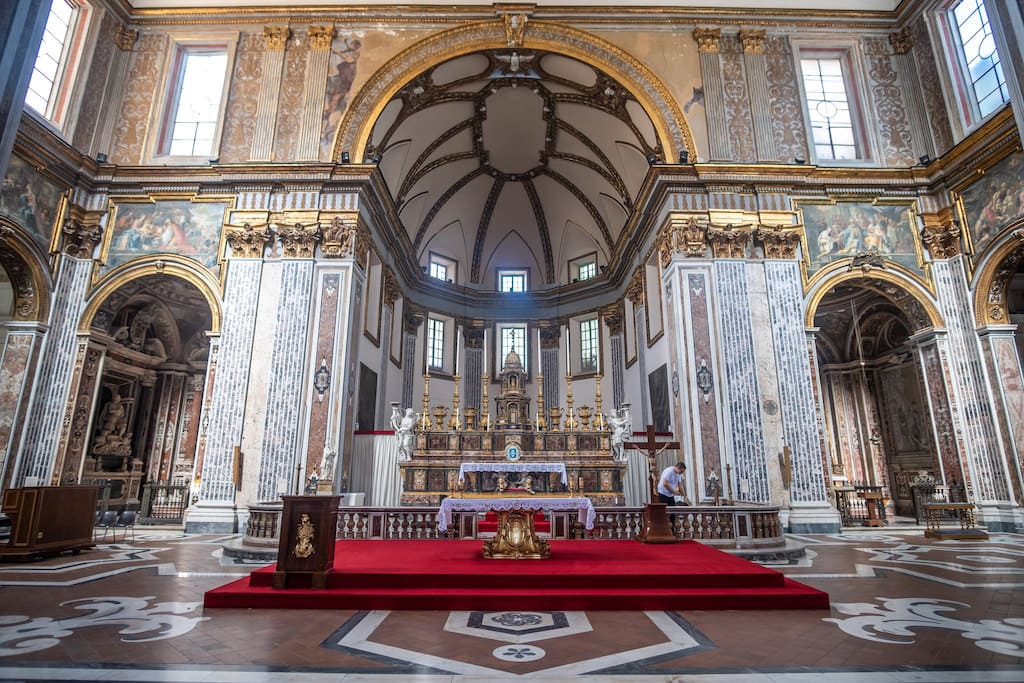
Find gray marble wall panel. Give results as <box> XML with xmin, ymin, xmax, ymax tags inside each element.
<box><xmin>464</xmin><ymin>348</ymin><xmax>482</xmax><ymax>411</ymax></box>
<box><xmin>256</xmin><ymin>260</ymin><xmax>314</xmax><ymax>501</ymax></box>
<box><xmin>198</xmin><ymin>260</ymin><xmax>262</xmax><ymax>504</ymax></box>
<box><xmin>714</xmin><ymin>261</ymin><xmax>769</xmax><ymax>502</ymax></box>
<box><xmin>932</xmin><ymin>258</ymin><xmax>1009</xmax><ymax>501</ymax></box>
<box><xmin>764</xmin><ymin>260</ymin><xmax>827</xmax><ymax>503</ymax></box>
<box><xmin>376</xmin><ymin>306</ymin><xmax>392</xmax><ymax>428</ymax></box>
<box><xmin>610</xmin><ymin>335</ymin><xmax>625</xmax><ymax>409</ymax></box>
<box><xmin>402</xmin><ymin>334</ymin><xmax>417</xmax><ymax>410</ymax></box>
<box><xmin>542</xmin><ymin>347</ymin><xmax>560</xmax><ymax>408</ymax></box>
<box><xmin>17</xmin><ymin>257</ymin><xmax>91</xmax><ymax>485</ymax></box>
<box><xmin>636</xmin><ymin>307</ymin><xmax>650</xmax><ymax>428</ymax></box>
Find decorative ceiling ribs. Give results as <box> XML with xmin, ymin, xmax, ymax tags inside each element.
<box><xmin>524</xmin><ymin>178</ymin><xmax>555</xmax><ymax>283</ymax></box>
<box><xmin>412</xmin><ymin>166</ymin><xmax>486</xmax><ymax>252</ymax></box>
<box><xmin>542</xmin><ymin>166</ymin><xmax>614</xmax><ymax>249</ymax></box>
<box><xmin>470</xmin><ymin>177</ymin><xmax>506</xmax><ymax>283</ymax></box>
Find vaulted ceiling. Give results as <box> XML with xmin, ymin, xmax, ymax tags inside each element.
<box><xmin>367</xmin><ymin>49</ymin><xmax>660</xmax><ymax>289</ymax></box>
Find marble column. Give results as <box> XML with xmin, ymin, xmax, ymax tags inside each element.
<box><xmin>889</xmin><ymin>28</ymin><xmax>935</xmax><ymax>161</ymax></box>
<box><xmin>539</xmin><ymin>325</ymin><xmax>561</xmax><ymax>409</ymax></box>
<box><xmin>0</xmin><ymin>0</ymin><xmax>49</xmax><ymax>178</ymax></box>
<box><xmin>47</xmin><ymin>340</ymin><xmax>104</xmax><ymax>487</ymax></box>
<box><xmin>401</xmin><ymin>308</ymin><xmax>424</xmax><ymax>410</ymax></box>
<box><xmin>174</xmin><ymin>374</ymin><xmax>205</xmax><ymax>483</ymax></box>
<box><xmin>764</xmin><ymin>260</ymin><xmax>838</xmax><ymax>531</ymax></box>
<box><xmin>740</xmin><ymin>30</ymin><xmax>778</xmax><ymax>162</ymax></box>
<box><xmin>931</xmin><ymin>257</ymin><xmax>1012</xmax><ymax>527</ymax></box>
<box><xmin>977</xmin><ymin>326</ymin><xmax>1024</xmax><ymax>508</ymax></box>
<box><xmin>187</xmin><ymin>258</ymin><xmax>264</xmax><ymax>532</ymax></box>
<box><xmin>14</xmin><ymin>256</ymin><xmax>93</xmax><ymax>487</ymax></box>
<box><xmin>0</xmin><ymin>322</ymin><xmax>45</xmax><ymax>490</ymax></box>
<box><xmin>714</xmin><ymin>260</ymin><xmax>770</xmax><ymax>503</ymax></box>
<box><xmin>297</xmin><ymin>25</ymin><xmax>333</xmax><ymax>160</ymax></box>
<box><xmin>600</xmin><ymin>305</ymin><xmax>625</xmax><ymax>410</ymax></box>
<box><xmin>913</xmin><ymin>330</ymin><xmax>966</xmax><ymax>494</ymax></box>
<box><xmin>694</xmin><ymin>28</ymin><xmax>730</xmax><ymax>161</ymax></box>
<box><xmin>255</xmin><ymin>254</ymin><xmax>316</xmax><ymax>502</ymax></box>
<box><xmin>250</xmin><ymin>26</ymin><xmax>290</xmax><ymax>161</ymax></box>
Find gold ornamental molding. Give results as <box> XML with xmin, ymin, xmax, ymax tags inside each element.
<box><xmin>224</xmin><ymin>222</ymin><xmax>273</xmax><ymax>259</ymax></box>
<box><xmin>973</xmin><ymin>226</ymin><xmax>1024</xmax><ymax>326</ymax></box>
<box><xmin>79</xmin><ymin>254</ymin><xmax>224</xmax><ymax>334</ymax></box>
<box><xmin>756</xmin><ymin>224</ymin><xmax>802</xmax><ymax>259</ymax></box>
<box><xmin>334</xmin><ymin>19</ymin><xmax>694</xmax><ymax>165</ymax></box>
<box><xmin>804</xmin><ymin>261</ymin><xmax>943</xmax><ymax>331</ymax></box>
<box><xmin>0</xmin><ymin>217</ymin><xmax>51</xmax><ymax>322</ymax></box>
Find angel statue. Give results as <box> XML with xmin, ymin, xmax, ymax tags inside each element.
<box><xmin>606</xmin><ymin>405</ymin><xmax>632</xmax><ymax>462</ymax></box>
<box><xmin>391</xmin><ymin>406</ymin><xmax>418</xmax><ymax>462</ymax></box>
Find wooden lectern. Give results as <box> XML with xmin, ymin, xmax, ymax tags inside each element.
<box><xmin>272</xmin><ymin>495</ymin><xmax>340</xmax><ymax>589</ymax></box>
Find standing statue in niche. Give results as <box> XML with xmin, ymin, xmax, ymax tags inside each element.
<box><xmin>606</xmin><ymin>405</ymin><xmax>632</xmax><ymax>462</ymax></box>
<box><xmin>391</xmin><ymin>406</ymin><xmax>418</xmax><ymax>462</ymax></box>
<box><xmin>319</xmin><ymin>446</ymin><xmax>336</xmax><ymax>482</ymax></box>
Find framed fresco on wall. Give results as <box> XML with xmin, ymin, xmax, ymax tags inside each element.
<box><xmin>100</xmin><ymin>198</ymin><xmax>231</xmax><ymax>275</ymax></box>
<box><xmin>956</xmin><ymin>149</ymin><xmax>1024</xmax><ymax>257</ymax></box>
<box><xmin>796</xmin><ymin>200</ymin><xmax>923</xmax><ymax>276</ymax></box>
<box><xmin>0</xmin><ymin>155</ymin><xmax>65</xmax><ymax>252</ymax></box>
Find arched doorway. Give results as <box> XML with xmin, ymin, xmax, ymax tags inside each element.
<box><xmin>78</xmin><ymin>271</ymin><xmax>216</xmax><ymax>509</ymax></box>
<box><xmin>812</xmin><ymin>276</ymin><xmax>940</xmax><ymax>522</ymax></box>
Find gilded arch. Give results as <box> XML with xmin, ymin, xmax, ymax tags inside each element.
<box><xmin>804</xmin><ymin>263</ymin><xmax>943</xmax><ymax>332</ymax></box>
<box><xmin>79</xmin><ymin>255</ymin><xmax>223</xmax><ymax>335</ymax></box>
<box><xmin>0</xmin><ymin>218</ymin><xmax>53</xmax><ymax>322</ymax></box>
<box><xmin>332</xmin><ymin>19</ymin><xmax>694</xmax><ymax>165</ymax></box>
<box><xmin>971</xmin><ymin>221</ymin><xmax>1024</xmax><ymax>326</ymax></box>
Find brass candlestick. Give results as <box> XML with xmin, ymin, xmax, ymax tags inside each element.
<box><xmin>481</xmin><ymin>373</ymin><xmax>490</xmax><ymax>431</ymax></box>
<box><xmin>725</xmin><ymin>463</ymin><xmax>734</xmax><ymax>505</ymax></box>
<box><xmin>564</xmin><ymin>374</ymin><xmax>579</xmax><ymax>430</ymax></box>
<box><xmin>578</xmin><ymin>405</ymin><xmax>592</xmax><ymax>430</ymax></box>
<box><xmin>594</xmin><ymin>374</ymin><xmax>605</xmax><ymax>430</ymax></box>
<box><xmin>421</xmin><ymin>372</ymin><xmax>432</xmax><ymax>430</ymax></box>
<box><xmin>535</xmin><ymin>373</ymin><xmax>547</xmax><ymax>430</ymax></box>
<box><xmin>448</xmin><ymin>374</ymin><xmax>461</xmax><ymax>430</ymax></box>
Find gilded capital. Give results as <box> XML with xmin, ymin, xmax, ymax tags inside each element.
<box><xmin>539</xmin><ymin>324</ymin><xmax>562</xmax><ymax>349</ymax></box>
<box><xmin>307</xmin><ymin>25</ymin><xmax>335</xmax><ymax>51</ymax></box>
<box><xmin>660</xmin><ymin>215</ymin><xmax>708</xmax><ymax>263</ymax></box>
<box><xmin>276</xmin><ymin>222</ymin><xmax>322</xmax><ymax>258</ymax></box>
<box><xmin>707</xmin><ymin>223</ymin><xmax>752</xmax><ymax>258</ymax></box>
<box><xmin>755</xmin><ymin>225</ymin><xmax>802</xmax><ymax>259</ymax></box>
<box><xmin>61</xmin><ymin>214</ymin><xmax>103</xmax><ymax>259</ymax></box>
<box><xmin>321</xmin><ymin>212</ymin><xmax>362</xmax><ymax>259</ymax></box>
<box><xmin>626</xmin><ymin>268</ymin><xmax>646</xmax><ymax>307</ymax></box>
<box><xmin>693</xmin><ymin>28</ymin><xmax>722</xmax><ymax>54</ymax></box>
<box><xmin>889</xmin><ymin>27</ymin><xmax>913</xmax><ymax>55</ymax></box>
<box><xmin>263</xmin><ymin>26</ymin><xmax>291</xmax><ymax>51</ymax></box>
<box><xmin>464</xmin><ymin>325</ymin><xmax>485</xmax><ymax>349</ymax></box>
<box><xmin>382</xmin><ymin>267</ymin><xmax>401</xmax><ymax>307</ymax></box>
<box><xmin>224</xmin><ymin>222</ymin><xmax>273</xmax><ymax>259</ymax></box>
<box><xmin>920</xmin><ymin>222</ymin><xmax>962</xmax><ymax>260</ymax></box>
<box><xmin>404</xmin><ymin>306</ymin><xmax>425</xmax><ymax>333</ymax></box>
<box><xmin>739</xmin><ymin>29</ymin><xmax>767</xmax><ymax>54</ymax></box>
<box><xmin>115</xmin><ymin>25</ymin><xmax>139</xmax><ymax>52</ymax></box>
<box><xmin>600</xmin><ymin>303</ymin><xmax>624</xmax><ymax>335</ymax></box>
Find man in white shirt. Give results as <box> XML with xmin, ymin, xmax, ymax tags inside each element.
<box><xmin>657</xmin><ymin>461</ymin><xmax>690</xmax><ymax>505</ymax></box>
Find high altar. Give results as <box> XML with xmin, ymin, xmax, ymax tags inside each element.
<box><xmin>399</xmin><ymin>346</ymin><xmax>626</xmax><ymax>506</ymax></box>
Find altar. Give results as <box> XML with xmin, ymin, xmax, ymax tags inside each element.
<box><xmin>437</xmin><ymin>496</ymin><xmax>596</xmax><ymax>559</ymax></box>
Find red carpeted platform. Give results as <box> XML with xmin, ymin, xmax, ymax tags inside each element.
<box><xmin>205</xmin><ymin>540</ymin><xmax>829</xmax><ymax>611</ymax></box>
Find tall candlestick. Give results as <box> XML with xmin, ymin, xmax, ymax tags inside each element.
<box><xmin>455</xmin><ymin>325</ymin><xmax>462</xmax><ymax>375</ymax></box>
<box><xmin>565</xmin><ymin>323</ymin><xmax>571</xmax><ymax>377</ymax></box>
<box><xmin>537</xmin><ymin>328</ymin><xmax>542</xmax><ymax>374</ymax></box>
<box><xmin>483</xmin><ymin>327</ymin><xmax>488</xmax><ymax>376</ymax></box>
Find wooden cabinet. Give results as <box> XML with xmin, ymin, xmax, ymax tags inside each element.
<box><xmin>1</xmin><ymin>486</ymin><xmax>98</xmax><ymax>559</ymax></box>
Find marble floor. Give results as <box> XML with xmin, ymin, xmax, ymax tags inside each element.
<box><xmin>0</xmin><ymin>527</ymin><xmax>1021</xmax><ymax>682</ymax></box>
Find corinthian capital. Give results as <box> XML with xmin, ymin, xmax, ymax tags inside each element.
<box><xmin>276</xmin><ymin>222</ymin><xmax>322</xmax><ymax>258</ymax></box>
<box><xmin>707</xmin><ymin>223</ymin><xmax>753</xmax><ymax>258</ymax></box>
<box><xmin>307</xmin><ymin>25</ymin><xmax>335</xmax><ymax>50</ymax></box>
<box><xmin>693</xmin><ymin>28</ymin><xmax>722</xmax><ymax>53</ymax></box>
<box><xmin>61</xmin><ymin>215</ymin><xmax>103</xmax><ymax>259</ymax></box>
<box><xmin>263</xmin><ymin>26</ymin><xmax>291</xmax><ymax>51</ymax></box>
<box><xmin>755</xmin><ymin>225</ymin><xmax>803</xmax><ymax>259</ymax></box>
<box><xmin>889</xmin><ymin>27</ymin><xmax>913</xmax><ymax>55</ymax></box>
<box><xmin>740</xmin><ymin>29</ymin><xmax>767</xmax><ymax>54</ymax></box>
<box><xmin>920</xmin><ymin>222</ymin><xmax>962</xmax><ymax>260</ymax></box>
<box><xmin>224</xmin><ymin>222</ymin><xmax>273</xmax><ymax>259</ymax></box>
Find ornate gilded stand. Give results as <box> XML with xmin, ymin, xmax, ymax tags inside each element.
<box><xmin>482</xmin><ymin>509</ymin><xmax>551</xmax><ymax>559</ymax></box>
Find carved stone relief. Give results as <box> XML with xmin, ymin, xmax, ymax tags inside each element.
<box><xmin>720</xmin><ymin>35</ymin><xmax>756</xmax><ymax>163</ymax></box>
<box><xmin>764</xmin><ymin>36</ymin><xmax>808</xmax><ymax>164</ymax></box>
<box><xmin>863</xmin><ymin>37</ymin><xmax>914</xmax><ymax>168</ymax></box>
<box><xmin>220</xmin><ymin>33</ymin><xmax>265</xmax><ymax>163</ymax></box>
<box><xmin>111</xmin><ymin>33</ymin><xmax>167</xmax><ymax>164</ymax></box>
<box><xmin>273</xmin><ymin>30</ymin><xmax>309</xmax><ymax>162</ymax></box>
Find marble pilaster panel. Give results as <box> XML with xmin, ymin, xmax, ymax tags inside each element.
<box><xmin>375</xmin><ymin>306</ymin><xmax>393</xmax><ymax>428</ymax></box>
<box><xmin>0</xmin><ymin>326</ymin><xmax>43</xmax><ymax>488</ymax></box>
<box><xmin>110</xmin><ymin>33</ymin><xmax>167</xmax><ymax>165</ymax></box>
<box><xmin>714</xmin><ymin>261</ymin><xmax>769</xmax><ymax>503</ymax></box>
<box><xmin>979</xmin><ymin>329</ymin><xmax>1024</xmax><ymax>503</ymax></box>
<box><xmin>764</xmin><ymin>261</ymin><xmax>828</xmax><ymax>504</ymax></box>
<box><xmin>250</xmin><ymin>28</ymin><xmax>288</xmax><ymax>161</ymax></box>
<box><xmin>273</xmin><ymin>30</ymin><xmax>308</xmax><ymax>162</ymax></box>
<box><xmin>195</xmin><ymin>260</ymin><xmax>262</xmax><ymax>506</ymax></box>
<box><xmin>917</xmin><ymin>338</ymin><xmax>965</xmax><ymax>488</ymax></box>
<box><xmin>464</xmin><ymin>348</ymin><xmax>483</xmax><ymax>411</ymax></box>
<box><xmin>173</xmin><ymin>375</ymin><xmax>203</xmax><ymax>482</ymax></box>
<box><xmin>695</xmin><ymin>29</ymin><xmax>730</xmax><ymax>161</ymax></box>
<box><xmin>932</xmin><ymin>258</ymin><xmax>1008</xmax><ymax>502</ymax></box>
<box><xmin>220</xmin><ymin>33</ymin><xmax>265</xmax><ymax>163</ymax></box>
<box><xmin>541</xmin><ymin>347</ymin><xmax>561</xmax><ymax>409</ymax></box>
<box><xmin>890</xmin><ymin>30</ymin><xmax>935</xmax><ymax>160</ymax></box>
<box><xmin>304</xmin><ymin>273</ymin><xmax>341</xmax><ymax>469</ymax></box>
<box><xmin>741</xmin><ymin>32</ymin><xmax>778</xmax><ymax>161</ymax></box>
<box><xmin>257</xmin><ymin>260</ymin><xmax>315</xmax><ymax>502</ymax></box>
<box><xmin>17</xmin><ymin>257</ymin><xmax>92</xmax><ymax>486</ymax></box>
<box><xmin>683</xmin><ymin>271</ymin><xmax>723</xmax><ymax>484</ymax></box>
<box><xmin>909</xmin><ymin>16</ymin><xmax>954</xmax><ymax>154</ymax></box>
<box><xmin>720</xmin><ymin>35</ymin><xmax>756</xmax><ymax>163</ymax></box>
<box><xmin>51</xmin><ymin>341</ymin><xmax>103</xmax><ymax>486</ymax></box>
<box><xmin>157</xmin><ymin>375</ymin><xmax>185</xmax><ymax>482</ymax></box>
<box><xmin>764</xmin><ymin>36</ymin><xmax>808</xmax><ymax>165</ymax></box>
<box><xmin>635</xmin><ymin>306</ymin><xmax>650</xmax><ymax>429</ymax></box>
<box><xmin>297</xmin><ymin>26</ymin><xmax>334</xmax><ymax>160</ymax></box>
<box><xmin>609</xmin><ymin>335</ymin><xmax>625</xmax><ymax>409</ymax></box>
<box><xmin>146</xmin><ymin>374</ymin><xmax>173</xmax><ymax>481</ymax></box>
<box><xmin>402</xmin><ymin>333</ymin><xmax>417</xmax><ymax>411</ymax></box>
<box><xmin>826</xmin><ymin>372</ymin><xmax>866</xmax><ymax>483</ymax></box>
<box><xmin>863</xmin><ymin>37</ymin><xmax>914</xmax><ymax>167</ymax></box>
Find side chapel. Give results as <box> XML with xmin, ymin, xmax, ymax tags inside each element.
<box><xmin>0</xmin><ymin>0</ymin><xmax>1023</xmax><ymax>535</ymax></box>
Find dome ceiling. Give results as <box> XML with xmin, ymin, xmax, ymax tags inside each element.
<box><xmin>367</xmin><ymin>49</ymin><xmax>661</xmax><ymax>288</ymax></box>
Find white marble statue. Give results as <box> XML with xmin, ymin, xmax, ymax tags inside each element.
<box><xmin>319</xmin><ymin>446</ymin><xmax>336</xmax><ymax>482</ymax></box>
<box><xmin>607</xmin><ymin>405</ymin><xmax>632</xmax><ymax>462</ymax></box>
<box><xmin>392</xmin><ymin>406</ymin><xmax>418</xmax><ymax>462</ymax></box>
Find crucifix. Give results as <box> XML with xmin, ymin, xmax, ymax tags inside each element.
<box><xmin>624</xmin><ymin>425</ymin><xmax>682</xmax><ymax>503</ymax></box>
<box><xmin>624</xmin><ymin>425</ymin><xmax>682</xmax><ymax>544</ymax></box>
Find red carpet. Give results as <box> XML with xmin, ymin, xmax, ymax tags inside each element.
<box><xmin>205</xmin><ymin>540</ymin><xmax>829</xmax><ymax>611</ymax></box>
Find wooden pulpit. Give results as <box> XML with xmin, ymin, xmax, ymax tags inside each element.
<box><xmin>272</xmin><ymin>495</ymin><xmax>340</xmax><ymax>589</ymax></box>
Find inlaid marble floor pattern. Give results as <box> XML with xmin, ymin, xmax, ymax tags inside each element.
<box><xmin>0</xmin><ymin>529</ymin><xmax>1021</xmax><ymax>682</ymax></box>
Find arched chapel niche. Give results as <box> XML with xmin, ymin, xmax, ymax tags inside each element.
<box><xmin>78</xmin><ymin>267</ymin><xmax>220</xmax><ymax>507</ymax></box>
<box><xmin>809</xmin><ymin>274</ymin><xmax>945</xmax><ymax>522</ymax></box>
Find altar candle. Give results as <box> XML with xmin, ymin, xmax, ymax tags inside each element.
<box><xmin>483</xmin><ymin>328</ymin><xmax>488</xmax><ymax>376</ymax></box>
<box><xmin>565</xmin><ymin>323</ymin><xmax>571</xmax><ymax>376</ymax></box>
<box><xmin>455</xmin><ymin>325</ymin><xmax>462</xmax><ymax>375</ymax></box>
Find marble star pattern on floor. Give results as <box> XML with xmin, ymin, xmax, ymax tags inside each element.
<box><xmin>0</xmin><ymin>529</ymin><xmax>1021</xmax><ymax>682</ymax></box>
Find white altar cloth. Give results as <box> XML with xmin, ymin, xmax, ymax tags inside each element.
<box><xmin>437</xmin><ymin>497</ymin><xmax>596</xmax><ymax>532</ymax></box>
<box><xmin>457</xmin><ymin>462</ymin><xmax>568</xmax><ymax>485</ymax></box>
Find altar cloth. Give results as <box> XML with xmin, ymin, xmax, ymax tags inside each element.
<box><xmin>457</xmin><ymin>462</ymin><xmax>569</xmax><ymax>484</ymax></box>
<box><xmin>437</xmin><ymin>496</ymin><xmax>595</xmax><ymax>531</ymax></box>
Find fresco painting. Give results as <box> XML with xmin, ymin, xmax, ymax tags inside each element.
<box><xmin>0</xmin><ymin>155</ymin><xmax>64</xmax><ymax>250</ymax></box>
<box><xmin>106</xmin><ymin>200</ymin><xmax>229</xmax><ymax>270</ymax></box>
<box><xmin>959</xmin><ymin>150</ymin><xmax>1024</xmax><ymax>255</ymax></box>
<box><xmin>801</xmin><ymin>202</ymin><xmax>919</xmax><ymax>273</ymax></box>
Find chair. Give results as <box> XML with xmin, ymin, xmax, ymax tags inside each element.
<box><xmin>95</xmin><ymin>510</ymin><xmax>119</xmax><ymax>542</ymax></box>
<box><xmin>113</xmin><ymin>510</ymin><xmax>137</xmax><ymax>543</ymax></box>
